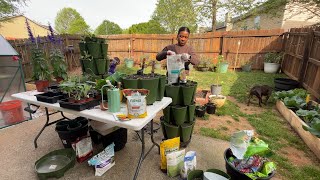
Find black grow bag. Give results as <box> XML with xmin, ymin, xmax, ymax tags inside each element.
<box><xmin>224</xmin><ymin>149</ymin><xmax>275</xmax><ymax>180</ymax></box>
<box><xmin>274</xmin><ymin>78</ymin><xmax>299</xmax><ymax>91</ymax></box>
<box><xmin>55</xmin><ymin>117</ymin><xmax>89</xmax><ymax>148</ymax></box>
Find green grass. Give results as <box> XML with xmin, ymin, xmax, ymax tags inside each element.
<box><xmin>200</xmin><ymin>127</ymin><xmax>230</xmax><ymax>141</ymax></box>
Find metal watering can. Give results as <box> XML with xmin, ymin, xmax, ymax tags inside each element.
<box><xmin>101</xmin><ymin>80</ymin><xmax>120</xmax><ymax>113</ymax></box>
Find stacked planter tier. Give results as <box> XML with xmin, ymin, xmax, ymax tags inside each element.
<box><xmin>161</xmin><ymin>81</ymin><xmax>197</xmax><ymax>146</ymax></box>
<box><xmin>121</xmin><ymin>74</ymin><xmax>166</xmax><ymax>105</ymax></box>
<box><xmin>79</xmin><ymin>38</ymin><xmax>109</xmax><ymax>75</ymax></box>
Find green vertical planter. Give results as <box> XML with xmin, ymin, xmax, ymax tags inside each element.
<box><xmin>122</xmin><ymin>78</ymin><xmax>139</xmax><ymax>89</ymax></box>
<box><xmin>181</xmin><ymin>84</ymin><xmax>195</xmax><ymax>105</ymax></box>
<box><xmin>140</xmin><ymin>77</ymin><xmax>159</xmax><ymax>105</ymax></box>
<box><xmin>105</xmin><ymin>57</ymin><xmax>110</xmax><ymax>74</ymax></box>
<box><xmin>191</xmin><ymin>81</ymin><xmax>198</xmax><ymax>101</ymax></box>
<box><xmin>157</xmin><ymin>75</ymin><xmax>166</xmax><ymax>101</ymax></box>
<box><xmin>181</xmin><ymin>122</ymin><xmax>194</xmax><ymax>142</ymax></box>
<box><xmin>165</xmin><ymin>84</ymin><xmax>180</xmax><ymax>105</ymax></box>
<box><xmin>82</xmin><ymin>59</ymin><xmax>98</xmax><ymax>74</ymax></box>
<box><xmin>171</xmin><ymin>105</ymin><xmax>187</xmax><ymax>126</ymax></box>
<box><xmin>101</xmin><ymin>43</ymin><xmax>108</xmax><ymax>59</ymax></box>
<box><xmin>95</xmin><ymin>59</ymin><xmax>106</xmax><ymax>74</ymax></box>
<box><xmin>188</xmin><ymin>104</ymin><xmax>196</xmax><ymax>123</ymax></box>
<box><xmin>78</xmin><ymin>42</ymin><xmax>86</xmax><ymax>56</ymax></box>
<box><xmin>164</xmin><ymin>122</ymin><xmax>179</xmax><ymax>139</ymax></box>
<box><xmin>163</xmin><ymin>106</ymin><xmax>171</xmax><ymax>123</ymax></box>
<box><xmin>86</xmin><ymin>42</ymin><xmax>102</xmax><ymax>59</ymax></box>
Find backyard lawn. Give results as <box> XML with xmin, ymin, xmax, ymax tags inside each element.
<box><xmin>113</xmin><ymin>64</ymin><xmax>320</xmax><ymax>180</ymax></box>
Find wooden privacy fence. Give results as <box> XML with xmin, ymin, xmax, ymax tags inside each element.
<box><xmin>100</xmin><ymin>29</ymin><xmax>284</xmax><ymax>69</ymax></box>
<box><xmin>9</xmin><ymin>29</ymin><xmax>284</xmax><ymax>80</ymax></box>
<box><xmin>282</xmin><ymin>27</ymin><xmax>320</xmax><ymax>99</ymax></box>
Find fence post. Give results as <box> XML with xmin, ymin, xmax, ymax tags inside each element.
<box><xmin>298</xmin><ymin>30</ymin><xmax>314</xmax><ymax>86</ymax></box>
<box><xmin>219</xmin><ymin>35</ymin><xmax>223</xmax><ymax>55</ymax></box>
<box><xmin>64</xmin><ymin>35</ymin><xmax>73</xmax><ymax>71</ymax></box>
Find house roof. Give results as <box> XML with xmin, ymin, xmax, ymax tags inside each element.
<box><xmin>0</xmin><ymin>15</ymin><xmax>50</xmax><ymax>30</ymax></box>
<box><xmin>0</xmin><ymin>35</ymin><xmax>18</xmax><ymax>56</ymax></box>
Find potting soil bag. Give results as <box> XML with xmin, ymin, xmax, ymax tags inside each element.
<box><xmin>180</xmin><ymin>151</ymin><xmax>197</xmax><ymax>179</ymax></box>
<box><xmin>123</xmin><ymin>89</ymin><xmax>149</xmax><ymax>118</ymax></box>
<box><xmin>167</xmin><ymin>55</ymin><xmax>185</xmax><ymax>84</ymax></box>
<box><xmin>88</xmin><ymin>143</ymin><xmax>115</xmax><ymax>176</ymax></box>
<box><xmin>166</xmin><ymin>149</ymin><xmax>185</xmax><ymax>177</ymax></box>
<box><xmin>230</xmin><ymin>130</ymin><xmax>254</xmax><ymax>159</ymax></box>
<box><xmin>72</xmin><ymin>136</ymin><xmax>93</xmax><ymax>163</ymax></box>
<box><xmin>160</xmin><ymin>137</ymin><xmax>180</xmax><ymax>171</ymax></box>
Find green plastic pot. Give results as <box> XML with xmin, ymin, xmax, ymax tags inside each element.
<box><xmin>218</xmin><ymin>62</ymin><xmax>229</xmax><ymax>73</ymax></box>
<box><xmin>181</xmin><ymin>122</ymin><xmax>194</xmax><ymax>142</ymax></box>
<box><xmin>182</xmin><ymin>84</ymin><xmax>195</xmax><ymax>105</ymax></box>
<box><xmin>140</xmin><ymin>77</ymin><xmax>159</xmax><ymax>105</ymax></box>
<box><xmin>165</xmin><ymin>84</ymin><xmax>180</xmax><ymax>105</ymax></box>
<box><xmin>191</xmin><ymin>81</ymin><xmax>198</xmax><ymax>101</ymax></box>
<box><xmin>95</xmin><ymin>58</ymin><xmax>106</xmax><ymax>74</ymax></box>
<box><xmin>171</xmin><ymin>105</ymin><xmax>187</xmax><ymax>126</ymax></box>
<box><xmin>157</xmin><ymin>75</ymin><xmax>166</xmax><ymax>101</ymax></box>
<box><xmin>187</xmin><ymin>170</ymin><xmax>203</xmax><ymax>180</ymax></box>
<box><xmin>163</xmin><ymin>121</ymin><xmax>179</xmax><ymax>139</ymax></box>
<box><xmin>86</xmin><ymin>42</ymin><xmax>102</xmax><ymax>59</ymax></box>
<box><xmin>78</xmin><ymin>42</ymin><xmax>86</xmax><ymax>56</ymax></box>
<box><xmin>122</xmin><ymin>77</ymin><xmax>139</xmax><ymax>89</ymax></box>
<box><xmin>105</xmin><ymin>57</ymin><xmax>110</xmax><ymax>74</ymax></box>
<box><xmin>188</xmin><ymin>104</ymin><xmax>196</xmax><ymax>123</ymax></box>
<box><xmin>82</xmin><ymin>59</ymin><xmax>98</xmax><ymax>74</ymax></box>
<box><xmin>163</xmin><ymin>106</ymin><xmax>171</xmax><ymax>123</ymax></box>
<box><xmin>101</xmin><ymin>43</ymin><xmax>108</xmax><ymax>59</ymax></box>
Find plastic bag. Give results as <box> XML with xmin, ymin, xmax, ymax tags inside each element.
<box><xmin>160</xmin><ymin>137</ymin><xmax>180</xmax><ymax>171</ymax></box>
<box><xmin>244</xmin><ymin>137</ymin><xmax>270</xmax><ymax>158</ymax></box>
<box><xmin>230</xmin><ymin>130</ymin><xmax>254</xmax><ymax>159</ymax></box>
<box><xmin>180</xmin><ymin>151</ymin><xmax>197</xmax><ymax>179</ymax></box>
<box><xmin>123</xmin><ymin>89</ymin><xmax>149</xmax><ymax>118</ymax></box>
<box><xmin>167</xmin><ymin>55</ymin><xmax>185</xmax><ymax>84</ymax></box>
<box><xmin>88</xmin><ymin>143</ymin><xmax>115</xmax><ymax>176</ymax></box>
<box><xmin>166</xmin><ymin>149</ymin><xmax>185</xmax><ymax>177</ymax></box>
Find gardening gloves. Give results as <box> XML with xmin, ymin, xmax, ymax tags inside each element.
<box><xmin>181</xmin><ymin>53</ymin><xmax>191</xmax><ymax>62</ymax></box>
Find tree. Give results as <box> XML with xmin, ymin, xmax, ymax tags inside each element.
<box><xmin>128</xmin><ymin>20</ymin><xmax>167</xmax><ymax>34</ymax></box>
<box><xmin>152</xmin><ymin>0</ymin><xmax>198</xmax><ymax>33</ymax></box>
<box><xmin>54</xmin><ymin>7</ymin><xmax>90</xmax><ymax>34</ymax></box>
<box><xmin>0</xmin><ymin>0</ymin><xmax>26</xmax><ymax>19</ymax></box>
<box><xmin>94</xmin><ymin>20</ymin><xmax>122</xmax><ymax>35</ymax></box>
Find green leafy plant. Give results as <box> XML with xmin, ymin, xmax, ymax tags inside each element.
<box><xmin>197</xmin><ymin>55</ymin><xmax>211</xmax><ymax>68</ymax></box>
<box><xmin>264</xmin><ymin>52</ymin><xmax>283</xmax><ymax>64</ymax></box>
<box><xmin>296</xmin><ymin>109</ymin><xmax>320</xmax><ymax>123</ymax></box>
<box><xmin>303</xmin><ymin>119</ymin><xmax>320</xmax><ymax>138</ymax></box>
<box><xmin>50</xmin><ymin>49</ymin><xmax>68</xmax><ymax>80</ymax></box>
<box><xmin>31</xmin><ymin>48</ymin><xmax>51</xmax><ymax>81</ymax></box>
<box><xmin>273</xmin><ymin>89</ymin><xmax>307</xmax><ymax>101</ymax></box>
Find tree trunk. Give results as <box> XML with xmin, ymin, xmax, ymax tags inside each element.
<box><xmin>211</xmin><ymin>0</ymin><xmax>218</xmax><ymax>32</ymax></box>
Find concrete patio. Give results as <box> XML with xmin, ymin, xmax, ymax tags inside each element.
<box><xmin>0</xmin><ymin>113</ymin><xmax>230</xmax><ymax>180</ymax></box>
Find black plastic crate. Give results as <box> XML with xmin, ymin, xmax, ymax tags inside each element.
<box><xmin>59</xmin><ymin>99</ymin><xmax>99</xmax><ymax>111</ymax></box>
<box><xmin>35</xmin><ymin>92</ymin><xmax>66</xmax><ymax>103</ymax></box>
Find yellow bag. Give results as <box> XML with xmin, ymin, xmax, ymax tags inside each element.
<box><xmin>160</xmin><ymin>137</ymin><xmax>180</xmax><ymax>171</ymax></box>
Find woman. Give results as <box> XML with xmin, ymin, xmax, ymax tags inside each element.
<box><xmin>156</xmin><ymin>26</ymin><xmax>199</xmax><ymax>75</ymax></box>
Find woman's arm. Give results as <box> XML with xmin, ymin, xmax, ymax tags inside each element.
<box><xmin>156</xmin><ymin>47</ymin><xmax>169</xmax><ymax>61</ymax></box>
<box><xmin>188</xmin><ymin>46</ymin><xmax>199</xmax><ymax>65</ymax></box>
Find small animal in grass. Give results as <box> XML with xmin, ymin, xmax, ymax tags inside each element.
<box><xmin>247</xmin><ymin>85</ymin><xmax>273</xmax><ymax>107</ymax></box>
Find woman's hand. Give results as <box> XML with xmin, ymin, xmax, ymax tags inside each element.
<box><xmin>167</xmin><ymin>50</ymin><xmax>176</xmax><ymax>55</ymax></box>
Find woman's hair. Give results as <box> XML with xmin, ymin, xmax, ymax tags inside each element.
<box><xmin>177</xmin><ymin>27</ymin><xmax>190</xmax><ymax>34</ymax></box>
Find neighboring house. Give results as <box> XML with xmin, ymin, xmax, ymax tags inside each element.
<box><xmin>0</xmin><ymin>15</ymin><xmax>49</xmax><ymax>40</ymax></box>
<box><xmin>219</xmin><ymin>2</ymin><xmax>320</xmax><ymax>31</ymax></box>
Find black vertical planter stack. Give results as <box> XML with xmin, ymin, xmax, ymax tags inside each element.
<box><xmin>79</xmin><ymin>36</ymin><xmax>109</xmax><ymax>76</ymax></box>
<box><xmin>161</xmin><ymin>80</ymin><xmax>197</xmax><ymax>147</ymax></box>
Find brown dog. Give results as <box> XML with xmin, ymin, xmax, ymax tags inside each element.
<box><xmin>247</xmin><ymin>85</ymin><xmax>273</xmax><ymax>107</ymax></box>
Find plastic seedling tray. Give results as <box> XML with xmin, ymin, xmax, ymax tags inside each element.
<box><xmin>59</xmin><ymin>99</ymin><xmax>99</xmax><ymax>111</ymax></box>
<box><xmin>35</xmin><ymin>148</ymin><xmax>76</xmax><ymax>180</ymax></box>
<box><xmin>35</xmin><ymin>92</ymin><xmax>66</xmax><ymax>104</ymax></box>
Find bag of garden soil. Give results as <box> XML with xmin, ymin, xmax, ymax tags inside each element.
<box><xmin>167</xmin><ymin>55</ymin><xmax>185</xmax><ymax>84</ymax></box>
<box><xmin>71</xmin><ymin>135</ymin><xmax>93</xmax><ymax>163</ymax></box>
<box><xmin>123</xmin><ymin>89</ymin><xmax>149</xmax><ymax>118</ymax></box>
<box><xmin>160</xmin><ymin>137</ymin><xmax>180</xmax><ymax>171</ymax></box>
<box><xmin>166</xmin><ymin>149</ymin><xmax>185</xmax><ymax>177</ymax></box>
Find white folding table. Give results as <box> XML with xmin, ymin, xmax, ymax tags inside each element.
<box><xmin>12</xmin><ymin>90</ymin><xmax>172</xmax><ymax>180</ymax></box>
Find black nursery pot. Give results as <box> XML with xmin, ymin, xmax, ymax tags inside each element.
<box><xmin>206</xmin><ymin>103</ymin><xmax>216</xmax><ymax>114</ymax></box>
<box><xmin>195</xmin><ymin>106</ymin><xmax>206</xmax><ymax>117</ymax></box>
